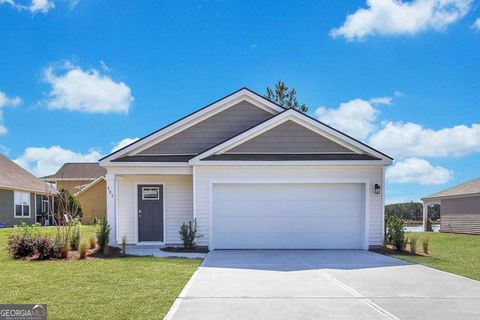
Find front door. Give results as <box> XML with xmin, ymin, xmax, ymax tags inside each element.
<box><xmin>138</xmin><ymin>185</ymin><xmax>164</xmax><ymax>242</ymax></box>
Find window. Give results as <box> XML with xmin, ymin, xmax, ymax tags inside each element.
<box><xmin>14</xmin><ymin>192</ymin><xmax>30</xmax><ymax>218</ymax></box>
<box><xmin>142</xmin><ymin>187</ymin><xmax>160</xmax><ymax>200</ymax></box>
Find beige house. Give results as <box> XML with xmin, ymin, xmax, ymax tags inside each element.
<box><xmin>43</xmin><ymin>163</ymin><xmax>107</xmax><ymax>224</ymax></box>
<box><xmin>422</xmin><ymin>178</ymin><xmax>480</xmax><ymax>234</ymax></box>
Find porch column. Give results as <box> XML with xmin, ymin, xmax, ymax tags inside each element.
<box><xmin>422</xmin><ymin>202</ymin><xmax>429</xmax><ymax>231</ymax></box>
<box><xmin>106</xmin><ymin>173</ymin><xmax>117</xmax><ymax>246</ymax></box>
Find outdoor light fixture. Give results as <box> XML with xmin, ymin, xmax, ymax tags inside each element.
<box><xmin>374</xmin><ymin>184</ymin><xmax>381</xmax><ymax>195</ymax></box>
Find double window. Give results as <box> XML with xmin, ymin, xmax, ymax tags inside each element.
<box><xmin>14</xmin><ymin>192</ymin><xmax>30</xmax><ymax>218</ymax></box>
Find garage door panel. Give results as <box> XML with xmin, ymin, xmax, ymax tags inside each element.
<box><xmin>212</xmin><ymin>183</ymin><xmax>365</xmax><ymax>249</ymax></box>
<box><xmin>213</xmin><ymin>232</ymin><xmax>363</xmax><ymax>249</ymax></box>
<box><xmin>214</xmin><ymin>200</ymin><xmax>363</xmax><ymax>218</ymax></box>
<box><xmin>213</xmin><ymin>216</ymin><xmax>364</xmax><ymax>233</ymax></box>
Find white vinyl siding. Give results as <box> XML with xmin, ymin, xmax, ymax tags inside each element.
<box><xmin>194</xmin><ymin>165</ymin><xmax>384</xmax><ymax>248</ymax></box>
<box><xmin>116</xmin><ymin>175</ymin><xmax>193</xmax><ymax>244</ymax></box>
<box><xmin>14</xmin><ymin>191</ymin><xmax>31</xmax><ymax>218</ymax></box>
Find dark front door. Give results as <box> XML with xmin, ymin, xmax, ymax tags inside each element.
<box><xmin>138</xmin><ymin>185</ymin><xmax>164</xmax><ymax>242</ymax></box>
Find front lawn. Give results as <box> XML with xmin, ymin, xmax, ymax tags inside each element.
<box><xmin>0</xmin><ymin>226</ymin><xmax>201</xmax><ymax>319</ymax></box>
<box><xmin>392</xmin><ymin>232</ymin><xmax>480</xmax><ymax>281</ymax></box>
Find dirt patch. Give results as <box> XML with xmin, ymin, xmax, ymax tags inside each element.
<box><xmin>161</xmin><ymin>246</ymin><xmax>209</xmax><ymax>253</ymax></box>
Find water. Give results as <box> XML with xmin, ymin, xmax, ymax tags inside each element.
<box><xmin>404</xmin><ymin>224</ymin><xmax>440</xmax><ymax>232</ymax></box>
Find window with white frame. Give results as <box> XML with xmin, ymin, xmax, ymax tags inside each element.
<box><xmin>14</xmin><ymin>191</ymin><xmax>30</xmax><ymax>218</ymax></box>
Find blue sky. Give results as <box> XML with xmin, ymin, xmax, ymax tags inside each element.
<box><xmin>0</xmin><ymin>0</ymin><xmax>479</xmax><ymax>203</ymax></box>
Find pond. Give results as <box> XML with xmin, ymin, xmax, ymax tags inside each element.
<box><xmin>404</xmin><ymin>224</ymin><xmax>440</xmax><ymax>232</ymax></box>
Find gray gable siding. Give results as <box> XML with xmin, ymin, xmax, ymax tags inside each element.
<box><xmin>0</xmin><ymin>189</ymin><xmax>36</xmax><ymax>227</ymax></box>
<box><xmin>139</xmin><ymin>101</ymin><xmax>274</xmax><ymax>155</ymax></box>
<box><xmin>225</xmin><ymin>120</ymin><xmax>354</xmax><ymax>154</ymax></box>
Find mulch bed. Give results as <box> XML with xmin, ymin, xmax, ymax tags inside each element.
<box><xmin>372</xmin><ymin>245</ymin><xmax>429</xmax><ymax>257</ymax></box>
<box><xmin>161</xmin><ymin>246</ymin><xmax>209</xmax><ymax>253</ymax></box>
<box><xmin>22</xmin><ymin>246</ymin><xmax>125</xmax><ymax>261</ymax></box>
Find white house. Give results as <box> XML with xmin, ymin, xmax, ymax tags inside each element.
<box><xmin>99</xmin><ymin>88</ymin><xmax>393</xmax><ymax>250</ymax></box>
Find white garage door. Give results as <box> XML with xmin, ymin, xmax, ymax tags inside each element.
<box><xmin>212</xmin><ymin>183</ymin><xmax>366</xmax><ymax>249</ymax></box>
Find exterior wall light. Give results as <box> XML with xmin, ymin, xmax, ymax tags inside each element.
<box><xmin>374</xmin><ymin>184</ymin><xmax>381</xmax><ymax>195</ymax></box>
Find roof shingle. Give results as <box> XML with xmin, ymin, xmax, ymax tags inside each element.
<box><xmin>422</xmin><ymin>178</ymin><xmax>480</xmax><ymax>200</ymax></box>
<box><xmin>0</xmin><ymin>154</ymin><xmax>54</xmax><ymax>193</ymax></box>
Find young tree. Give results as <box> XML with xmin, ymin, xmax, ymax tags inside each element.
<box><xmin>265</xmin><ymin>81</ymin><xmax>308</xmax><ymax>112</ymax></box>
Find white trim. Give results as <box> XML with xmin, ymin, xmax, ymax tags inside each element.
<box><xmin>74</xmin><ymin>176</ymin><xmax>106</xmax><ymax>197</ymax></box>
<box><xmin>381</xmin><ymin>166</ymin><xmax>385</xmax><ymax>245</ymax></box>
<box><xmin>192</xmin><ymin>166</ymin><xmax>197</xmax><ymax>219</ymax></box>
<box><xmin>190</xmin><ymin>110</ymin><xmax>392</xmax><ymax>164</ymax></box>
<box><xmin>207</xmin><ymin>179</ymin><xmax>371</xmax><ymax>250</ymax></box>
<box><xmin>192</xmin><ymin>160</ymin><xmax>391</xmax><ymax>166</ymax></box>
<box><xmin>100</xmin><ymin>162</ymin><xmax>190</xmax><ymax>167</ymax></box>
<box><xmin>101</xmin><ymin>89</ymin><xmax>284</xmax><ymax>163</ymax></box>
<box><xmin>104</xmin><ymin>166</ymin><xmax>192</xmax><ymax>175</ymax></box>
<box><xmin>134</xmin><ymin>182</ymin><xmax>166</xmax><ymax>244</ymax></box>
<box><xmin>422</xmin><ymin>192</ymin><xmax>480</xmax><ymax>202</ymax></box>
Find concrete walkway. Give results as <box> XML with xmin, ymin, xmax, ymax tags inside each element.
<box><xmin>165</xmin><ymin>250</ymin><xmax>480</xmax><ymax>320</ymax></box>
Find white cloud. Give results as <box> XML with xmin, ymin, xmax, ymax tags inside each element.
<box><xmin>330</xmin><ymin>0</ymin><xmax>472</xmax><ymax>41</ymax></box>
<box><xmin>43</xmin><ymin>62</ymin><xmax>133</xmax><ymax>114</ymax></box>
<box><xmin>369</xmin><ymin>122</ymin><xmax>480</xmax><ymax>158</ymax></box>
<box><xmin>386</xmin><ymin>157</ymin><xmax>453</xmax><ymax>185</ymax></box>
<box><xmin>0</xmin><ymin>90</ymin><xmax>22</xmax><ymax>135</ymax></box>
<box><xmin>369</xmin><ymin>96</ymin><xmax>393</xmax><ymax>105</ymax></box>
<box><xmin>473</xmin><ymin>18</ymin><xmax>480</xmax><ymax>29</ymax></box>
<box><xmin>111</xmin><ymin>137</ymin><xmax>139</xmax><ymax>152</ymax></box>
<box><xmin>29</xmin><ymin>0</ymin><xmax>54</xmax><ymax>13</ymax></box>
<box><xmin>315</xmin><ymin>98</ymin><xmax>380</xmax><ymax>140</ymax></box>
<box><xmin>0</xmin><ymin>0</ymin><xmax>55</xmax><ymax>13</ymax></box>
<box><xmin>14</xmin><ymin>146</ymin><xmax>101</xmax><ymax>177</ymax></box>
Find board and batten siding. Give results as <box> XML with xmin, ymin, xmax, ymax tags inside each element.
<box><xmin>193</xmin><ymin>165</ymin><xmax>385</xmax><ymax>248</ymax></box>
<box><xmin>225</xmin><ymin>120</ymin><xmax>353</xmax><ymax>154</ymax></box>
<box><xmin>440</xmin><ymin>196</ymin><xmax>480</xmax><ymax>234</ymax></box>
<box><xmin>116</xmin><ymin>175</ymin><xmax>193</xmax><ymax>244</ymax></box>
<box><xmin>138</xmin><ymin>101</ymin><xmax>274</xmax><ymax>155</ymax></box>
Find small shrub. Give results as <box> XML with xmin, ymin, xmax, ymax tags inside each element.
<box><xmin>179</xmin><ymin>219</ymin><xmax>198</xmax><ymax>249</ymax></box>
<box><xmin>70</xmin><ymin>222</ymin><xmax>81</xmax><ymax>250</ymax></box>
<box><xmin>120</xmin><ymin>235</ymin><xmax>127</xmax><ymax>257</ymax></box>
<box><xmin>88</xmin><ymin>234</ymin><xmax>97</xmax><ymax>249</ymax></box>
<box><xmin>96</xmin><ymin>218</ymin><xmax>111</xmax><ymax>252</ymax></box>
<box><xmin>403</xmin><ymin>236</ymin><xmax>409</xmax><ymax>251</ymax></box>
<box><xmin>422</xmin><ymin>238</ymin><xmax>429</xmax><ymax>254</ymax></box>
<box><xmin>60</xmin><ymin>241</ymin><xmax>70</xmax><ymax>259</ymax></box>
<box><xmin>92</xmin><ymin>217</ymin><xmax>98</xmax><ymax>225</ymax></box>
<box><xmin>409</xmin><ymin>234</ymin><xmax>418</xmax><ymax>253</ymax></box>
<box><xmin>385</xmin><ymin>216</ymin><xmax>404</xmax><ymax>251</ymax></box>
<box><xmin>79</xmin><ymin>238</ymin><xmax>89</xmax><ymax>259</ymax></box>
<box><xmin>7</xmin><ymin>223</ymin><xmax>40</xmax><ymax>259</ymax></box>
<box><xmin>35</xmin><ymin>237</ymin><xmax>62</xmax><ymax>260</ymax></box>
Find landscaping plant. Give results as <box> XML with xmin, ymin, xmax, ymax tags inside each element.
<box><xmin>179</xmin><ymin>219</ymin><xmax>199</xmax><ymax>249</ymax></box>
<box><xmin>70</xmin><ymin>222</ymin><xmax>81</xmax><ymax>250</ymax></box>
<box><xmin>35</xmin><ymin>237</ymin><xmax>62</xmax><ymax>260</ymax></box>
<box><xmin>78</xmin><ymin>238</ymin><xmax>89</xmax><ymax>259</ymax></box>
<box><xmin>120</xmin><ymin>235</ymin><xmax>127</xmax><ymax>257</ymax></box>
<box><xmin>422</xmin><ymin>238</ymin><xmax>429</xmax><ymax>254</ymax></box>
<box><xmin>88</xmin><ymin>233</ymin><xmax>97</xmax><ymax>249</ymax></box>
<box><xmin>409</xmin><ymin>234</ymin><xmax>418</xmax><ymax>253</ymax></box>
<box><xmin>96</xmin><ymin>218</ymin><xmax>111</xmax><ymax>253</ymax></box>
<box><xmin>7</xmin><ymin>223</ymin><xmax>39</xmax><ymax>259</ymax></box>
<box><xmin>403</xmin><ymin>236</ymin><xmax>409</xmax><ymax>251</ymax></box>
<box><xmin>385</xmin><ymin>216</ymin><xmax>404</xmax><ymax>251</ymax></box>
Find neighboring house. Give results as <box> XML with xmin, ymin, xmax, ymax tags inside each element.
<box><xmin>0</xmin><ymin>154</ymin><xmax>55</xmax><ymax>227</ymax></box>
<box><xmin>43</xmin><ymin>163</ymin><xmax>107</xmax><ymax>224</ymax></box>
<box><xmin>422</xmin><ymin>178</ymin><xmax>480</xmax><ymax>234</ymax></box>
<box><xmin>100</xmin><ymin>88</ymin><xmax>393</xmax><ymax>250</ymax></box>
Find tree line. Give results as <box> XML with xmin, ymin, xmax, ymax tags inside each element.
<box><xmin>385</xmin><ymin>202</ymin><xmax>440</xmax><ymax>221</ymax></box>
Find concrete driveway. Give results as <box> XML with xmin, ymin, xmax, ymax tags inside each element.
<box><xmin>165</xmin><ymin>250</ymin><xmax>480</xmax><ymax>320</ymax></box>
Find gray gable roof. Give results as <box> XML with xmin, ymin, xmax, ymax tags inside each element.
<box><xmin>43</xmin><ymin>163</ymin><xmax>106</xmax><ymax>180</ymax></box>
<box><xmin>0</xmin><ymin>154</ymin><xmax>54</xmax><ymax>193</ymax></box>
<box><xmin>423</xmin><ymin>178</ymin><xmax>480</xmax><ymax>200</ymax></box>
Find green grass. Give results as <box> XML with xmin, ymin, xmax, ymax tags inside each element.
<box><xmin>393</xmin><ymin>232</ymin><xmax>480</xmax><ymax>281</ymax></box>
<box><xmin>0</xmin><ymin>226</ymin><xmax>201</xmax><ymax>319</ymax></box>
